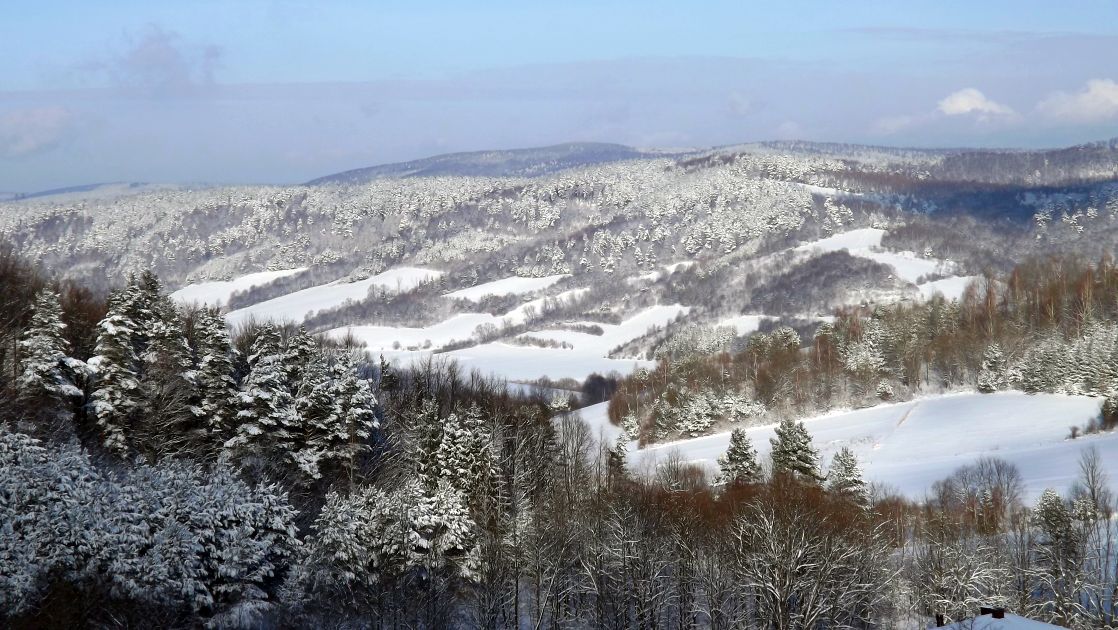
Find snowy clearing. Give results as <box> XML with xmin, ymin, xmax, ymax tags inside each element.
<box><xmin>225</xmin><ymin>267</ymin><xmax>443</xmax><ymax>326</ymax></box>
<box><xmin>918</xmin><ymin>275</ymin><xmax>980</xmax><ymax>301</ymax></box>
<box><xmin>445</xmin><ymin>274</ymin><xmax>568</xmax><ymax>300</ymax></box>
<box><xmin>170</xmin><ymin>267</ymin><xmax>307</xmax><ymax>306</ymax></box>
<box><xmin>628</xmin><ymin>392</ymin><xmax>1110</xmax><ymax>501</ymax></box>
<box><xmin>327</xmin><ymin>287</ymin><xmax>590</xmax><ymax>355</ymax></box>
<box><xmin>441</xmin><ymin>303</ymin><xmax>690</xmax><ymax>381</ymax></box>
<box><xmin>717</xmin><ymin>314</ymin><xmax>771</xmax><ymax>336</ymax></box>
<box><xmin>795</xmin><ymin>227</ymin><xmax>958</xmax><ymax>286</ymax></box>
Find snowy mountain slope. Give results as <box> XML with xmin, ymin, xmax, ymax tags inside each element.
<box><xmin>3</xmin><ymin>136</ymin><xmax>1115</xmax><ymax>391</ymax></box>
<box><xmin>445</xmin><ymin>274</ymin><xmax>569</xmax><ymax>300</ymax></box>
<box><xmin>225</xmin><ymin>267</ymin><xmax>443</xmax><ymax>327</ymax></box>
<box><xmin>170</xmin><ymin>267</ymin><xmax>308</xmax><ymax>306</ymax></box>
<box><xmin>626</xmin><ymin>392</ymin><xmax>1108</xmax><ymax>501</ymax></box>
<box><xmin>333</xmin><ymin>302</ymin><xmax>688</xmax><ymax>382</ymax></box>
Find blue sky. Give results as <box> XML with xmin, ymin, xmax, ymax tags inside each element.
<box><xmin>2</xmin><ymin>1</ymin><xmax>1117</xmax><ymax>190</ymax></box>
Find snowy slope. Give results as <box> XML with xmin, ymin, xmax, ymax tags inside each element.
<box><xmin>918</xmin><ymin>275</ymin><xmax>980</xmax><ymax>301</ymax></box>
<box><xmin>796</xmin><ymin>228</ymin><xmax>969</xmax><ymax>291</ymax></box>
<box><xmin>170</xmin><ymin>268</ymin><xmax>307</xmax><ymax>306</ymax></box>
<box><xmin>442</xmin><ymin>303</ymin><xmax>690</xmax><ymax>382</ymax></box>
<box><xmin>631</xmin><ymin>392</ymin><xmax>1109</xmax><ymax>501</ymax></box>
<box><xmin>225</xmin><ymin>267</ymin><xmax>442</xmax><ymax>326</ymax></box>
<box><xmin>445</xmin><ymin>274</ymin><xmax>568</xmax><ymax>300</ymax></box>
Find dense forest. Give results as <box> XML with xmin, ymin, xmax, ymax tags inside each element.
<box><xmin>612</xmin><ymin>256</ymin><xmax>1118</xmax><ymax>444</ymax></box>
<box><xmin>3</xmin><ymin>241</ymin><xmax>1118</xmax><ymax>629</ymax></box>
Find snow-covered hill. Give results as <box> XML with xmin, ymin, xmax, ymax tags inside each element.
<box><xmin>578</xmin><ymin>392</ymin><xmax>1112</xmax><ymax>501</ymax></box>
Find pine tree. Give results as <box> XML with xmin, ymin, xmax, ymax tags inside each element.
<box><xmin>226</xmin><ymin>325</ymin><xmax>298</xmax><ymax>469</ymax></box>
<box><xmin>190</xmin><ymin>308</ymin><xmax>237</xmax><ymax>445</ymax></box>
<box><xmin>90</xmin><ymin>285</ymin><xmax>144</xmax><ymax>453</ymax></box>
<box><xmin>716</xmin><ymin>428</ymin><xmax>762</xmax><ymax>485</ymax></box>
<box><xmin>327</xmin><ymin>354</ymin><xmax>378</xmax><ymax>482</ymax></box>
<box><xmin>977</xmin><ymin>343</ymin><xmax>1006</xmax><ymax>393</ymax></box>
<box><xmin>827</xmin><ymin>446</ymin><xmax>868</xmax><ymax>505</ymax></box>
<box><xmin>16</xmin><ymin>289</ymin><xmax>82</xmax><ymax>433</ymax></box>
<box><xmin>607</xmin><ymin>432</ymin><xmax>628</xmax><ymax>487</ymax></box>
<box><xmin>136</xmin><ymin>313</ymin><xmax>196</xmax><ymax>457</ymax></box>
<box><xmin>770</xmin><ymin>417</ymin><xmax>823</xmax><ymax>482</ymax></box>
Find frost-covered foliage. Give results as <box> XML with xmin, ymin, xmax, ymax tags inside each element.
<box><xmin>770</xmin><ymin>417</ymin><xmax>823</xmax><ymax>482</ymax></box>
<box><xmin>716</xmin><ymin>428</ymin><xmax>762</xmax><ymax>485</ymax></box>
<box><xmin>650</xmin><ymin>387</ymin><xmax>765</xmax><ymax>438</ymax></box>
<box><xmin>296</xmin><ymin>479</ymin><xmax>478</xmax><ymax>605</ymax></box>
<box><xmin>0</xmin><ymin>429</ymin><xmax>298</xmax><ymax>625</ymax></box>
<box><xmin>826</xmin><ymin>446</ymin><xmax>868</xmax><ymax>505</ymax></box>
<box><xmin>15</xmin><ymin>288</ymin><xmax>83</xmax><ymax>432</ymax></box>
<box><xmin>654</xmin><ymin>323</ymin><xmax>737</xmax><ymax>361</ymax></box>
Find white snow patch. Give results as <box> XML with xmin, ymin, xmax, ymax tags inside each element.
<box><xmin>225</xmin><ymin>267</ymin><xmax>443</xmax><ymax>326</ymax></box>
<box><xmin>445</xmin><ymin>274</ymin><xmax>568</xmax><ymax>300</ymax></box>
<box><xmin>637</xmin><ymin>260</ymin><xmax>698</xmax><ymax>282</ymax></box>
<box><xmin>918</xmin><ymin>275</ymin><xmax>980</xmax><ymax>301</ymax></box>
<box><xmin>441</xmin><ymin>303</ymin><xmax>689</xmax><ymax>381</ymax></box>
<box><xmin>632</xmin><ymin>392</ymin><xmax>1109</xmax><ymax>502</ymax></box>
<box><xmin>718</xmin><ymin>314</ymin><xmax>771</xmax><ymax>336</ymax></box>
<box><xmin>171</xmin><ymin>268</ymin><xmax>307</xmax><ymax>306</ymax></box>
<box><xmin>795</xmin><ymin>228</ymin><xmax>955</xmax><ymax>285</ymax></box>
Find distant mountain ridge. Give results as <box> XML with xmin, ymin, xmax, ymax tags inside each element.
<box><xmin>305</xmin><ymin>142</ymin><xmax>666</xmax><ymax>185</ymax></box>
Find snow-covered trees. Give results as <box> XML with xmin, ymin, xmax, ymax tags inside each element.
<box><xmin>0</xmin><ymin>428</ymin><xmax>297</xmax><ymax>625</ymax></box>
<box><xmin>90</xmin><ymin>272</ymin><xmax>199</xmax><ymax>457</ymax></box>
<box><xmin>15</xmin><ymin>289</ymin><xmax>82</xmax><ymax>434</ymax></box>
<box><xmin>189</xmin><ymin>307</ymin><xmax>237</xmax><ymax>442</ymax></box>
<box><xmin>295</xmin><ymin>479</ymin><xmax>479</xmax><ymax>610</ymax></box>
<box><xmin>716</xmin><ymin>428</ymin><xmax>762</xmax><ymax>485</ymax></box>
<box><xmin>770</xmin><ymin>417</ymin><xmax>823</xmax><ymax>482</ymax></box>
<box><xmin>227</xmin><ymin>324</ymin><xmax>298</xmax><ymax>472</ymax></box>
<box><xmin>827</xmin><ymin>446</ymin><xmax>868</xmax><ymax>505</ymax></box>
<box><xmin>977</xmin><ymin>343</ymin><xmax>1007</xmax><ymax>393</ymax></box>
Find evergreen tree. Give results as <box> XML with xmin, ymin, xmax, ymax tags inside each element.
<box><xmin>716</xmin><ymin>428</ymin><xmax>762</xmax><ymax>485</ymax></box>
<box><xmin>977</xmin><ymin>343</ymin><xmax>1006</xmax><ymax>393</ymax></box>
<box><xmin>226</xmin><ymin>325</ymin><xmax>297</xmax><ymax>469</ymax></box>
<box><xmin>770</xmin><ymin>417</ymin><xmax>823</xmax><ymax>482</ymax></box>
<box><xmin>90</xmin><ymin>285</ymin><xmax>144</xmax><ymax>453</ymax></box>
<box><xmin>190</xmin><ymin>308</ymin><xmax>237</xmax><ymax>445</ymax></box>
<box><xmin>135</xmin><ymin>314</ymin><xmax>196</xmax><ymax>457</ymax></box>
<box><xmin>16</xmin><ymin>289</ymin><xmax>82</xmax><ymax>433</ymax></box>
<box><xmin>827</xmin><ymin>446</ymin><xmax>868</xmax><ymax>505</ymax></box>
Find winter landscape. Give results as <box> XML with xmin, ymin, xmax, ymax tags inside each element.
<box><xmin>4</xmin><ymin>2</ymin><xmax>1118</xmax><ymax>629</ymax></box>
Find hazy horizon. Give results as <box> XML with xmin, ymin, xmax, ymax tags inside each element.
<box><xmin>3</xmin><ymin>0</ymin><xmax>1118</xmax><ymax>191</ymax></box>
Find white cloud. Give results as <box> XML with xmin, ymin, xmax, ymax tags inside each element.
<box><xmin>1038</xmin><ymin>79</ymin><xmax>1118</xmax><ymax>123</ymax></box>
<box><xmin>0</xmin><ymin>107</ymin><xmax>75</xmax><ymax>158</ymax></box>
<box><xmin>937</xmin><ymin>88</ymin><xmax>1014</xmax><ymax>117</ymax></box>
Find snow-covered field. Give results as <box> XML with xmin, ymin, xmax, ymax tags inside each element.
<box><xmin>171</xmin><ymin>267</ymin><xmax>307</xmax><ymax>306</ymax></box>
<box><xmin>329</xmin><ymin>302</ymin><xmax>687</xmax><ymax>382</ymax></box>
<box><xmin>445</xmin><ymin>274</ymin><xmax>568</xmax><ymax>300</ymax></box>
<box><xmin>795</xmin><ymin>228</ymin><xmax>974</xmax><ymax>300</ymax></box>
<box><xmin>225</xmin><ymin>267</ymin><xmax>442</xmax><ymax>327</ymax></box>
<box><xmin>580</xmin><ymin>392</ymin><xmax>1111</xmax><ymax>501</ymax></box>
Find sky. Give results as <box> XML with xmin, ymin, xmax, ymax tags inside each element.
<box><xmin>2</xmin><ymin>0</ymin><xmax>1118</xmax><ymax>191</ymax></box>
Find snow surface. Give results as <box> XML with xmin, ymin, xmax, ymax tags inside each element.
<box><xmin>445</xmin><ymin>274</ymin><xmax>568</xmax><ymax>300</ymax></box>
<box><xmin>918</xmin><ymin>275</ymin><xmax>980</xmax><ymax>301</ymax></box>
<box><xmin>795</xmin><ymin>228</ymin><xmax>969</xmax><ymax>293</ymax></box>
<box><xmin>718</xmin><ymin>314</ymin><xmax>771</xmax><ymax>336</ymax></box>
<box><xmin>944</xmin><ymin>613</ymin><xmax>1062</xmax><ymax>629</ymax></box>
<box><xmin>329</xmin><ymin>287</ymin><xmax>590</xmax><ymax>355</ymax></box>
<box><xmin>170</xmin><ymin>268</ymin><xmax>307</xmax><ymax>306</ymax></box>
<box><xmin>637</xmin><ymin>261</ymin><xmax>697</xmax><ymax>282</ymax></box>
<box><xmin>630</xmin><ymin>392</ymin><xmax>1110</xmax><ymax>502</ymax></box>
<box><xmin>442</xmin><ymin>304</ymin><xmax>690</xmax><ymax>381</ymax></box>
<box><xmin>225</xmin><ymin>267</ymin><xmax>443</xmax><ymax>327</ymax></box>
